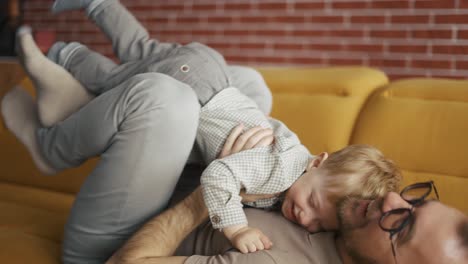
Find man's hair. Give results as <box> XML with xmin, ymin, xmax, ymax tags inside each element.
<box><xmin>320</xmin><ymin>144</ymin><xmax>402</xmax><ymax>202</ymax></box>
<box><xmin>459</xmin><ymin>220</ymin><xmax>468</xmax><ymax>250</ymax></box>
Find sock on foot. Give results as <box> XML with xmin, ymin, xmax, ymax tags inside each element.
<box><xmin>16</xmin><ymin>26</ymin><xmax>95</xmax><ymax>127</ymax></box>
<box><xmin>1</xmin><ymin>87</ymin><xmax>57</xmax><ymax>175</ymax></box>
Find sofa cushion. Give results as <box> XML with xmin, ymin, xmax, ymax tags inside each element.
<box><xmin>0</xmin><ymin>229</ymin><xmax>61</xmax><ymax>264</ymax></box>
<box><xmin>351</xmin><ymin>78</ymin><xmax>468</xmax><ymax>212</ymax></box>
<box><xmin>258</xmin><ymin>67</ymin><xmax>388</xmax><ymax>154</ymax></box>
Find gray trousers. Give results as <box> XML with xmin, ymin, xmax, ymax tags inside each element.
<box><xmin>39</xmin><ymin>0</ymin><xmax>272</xmax><ymax>263</ymax></box>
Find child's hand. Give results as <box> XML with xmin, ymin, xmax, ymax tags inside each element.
<box><xmin>223</xmin><ymin>225</ymin><xmax>273</xmax><ymax>253</ymax></box>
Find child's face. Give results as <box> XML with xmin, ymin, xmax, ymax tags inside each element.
<box><xmin>281</xmin><ymin>169</ymin><xmax>338</xmax><ymax>233</ymax></box>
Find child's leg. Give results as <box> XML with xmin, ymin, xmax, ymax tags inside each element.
<box><xmin>89</xmin><ymin>0</ymin><xmax>180</xmax><ymax>63</ymax></box>
<box><xmin>15</xmin><ymin>26</ymin><xmax>94</xmax><ymax>127</ymax></box>
<box><xmin>53</xmin><ymin>0</ymin><xmax>179</xmax><ymax>63</ymax></box>
<box><xmin>48</xmin><ymin>41</ymin><xmax>143</xmax><ymax>95</ymax></box>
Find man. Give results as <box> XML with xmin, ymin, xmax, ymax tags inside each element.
<box><xmin>107</xmin><ymin>178</ymin><xmax>468</xmax><ymax>264</ymax></box>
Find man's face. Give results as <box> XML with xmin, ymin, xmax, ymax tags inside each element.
<box><xmin>337</xmin><ymin>192</ymin><xmax>468</xmax><ymax>264</ymax></box>
<box><xmin>281</xmin><ymin>168</ymin><xmax>338</xmax><ymax>232</ymax></box>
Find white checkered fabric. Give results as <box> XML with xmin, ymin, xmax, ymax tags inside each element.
<box><xmin>199</xmin><ymin>88</ymin><xmax>312</xmax><ymax>229</ymax></box>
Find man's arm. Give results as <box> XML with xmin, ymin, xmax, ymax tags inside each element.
<box><xmin>106</xmin><ymin>187</ymin><xmax>208</xmax><ymax>264</ymax></box>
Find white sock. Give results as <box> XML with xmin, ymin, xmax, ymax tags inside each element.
<box><xmin>1</xmin><ymin>87</ymin><xmax>57</xmax><ymax>175</ymax></box>
<box><xmin>51</xmin><ymin>0</ymin><xmax>94</xmax><ymax>14</ymax></box>
<box><xmin>16</xmin><ymin>26</ymin><xmax>95</xmax><ymax>128</ymax></box>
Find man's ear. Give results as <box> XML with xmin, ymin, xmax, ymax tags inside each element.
<box><xmin>307</xmin><ymin>152</ymin><xmax>329</xmax><ymax>171</ymax></box>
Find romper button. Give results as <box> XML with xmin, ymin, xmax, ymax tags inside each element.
<box><xmin>211</xmin><ymin>215</ymin><xmax>221</xmax><ymax>224</ymax></box>
<box><xmin>180</xmin><ymin>64</ymin><xmax>190</xmax><ymax>72</ymax></box>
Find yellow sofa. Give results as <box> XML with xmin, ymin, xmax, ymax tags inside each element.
<box><xmin>1</xmin><ymin>62</ymin><xmax>467</xmax><ymax>263</ymax></box>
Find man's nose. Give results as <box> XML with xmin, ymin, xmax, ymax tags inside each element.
<box><xmin>381</xmin><ymin>192</ymin><xmax>411</xmax><ymax>213</ymax></box>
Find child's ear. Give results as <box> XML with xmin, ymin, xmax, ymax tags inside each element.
<box><xmin>307</xmin><ymin>152</ymin><xmax>329</xmax><ymax>170</ymax></box>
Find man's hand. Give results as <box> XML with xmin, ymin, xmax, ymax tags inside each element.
<box><xmin>218</xmin><ymin>124</ymin><xmax>274</xmax><ymax>159</ymax></box>
<box><xmin>223</xmin><ymin>224</ymin><xmax>273</xmax><ymax>254</ymax></box>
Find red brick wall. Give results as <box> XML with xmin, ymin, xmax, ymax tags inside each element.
<box><xmin>24</xmin><ymin>0</ymin><xmax>468</xmax><ymax>80</ymax></box>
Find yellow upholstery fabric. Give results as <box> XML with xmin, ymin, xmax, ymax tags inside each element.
<box><xmin>0</xmin><ymin>229</ymin><xmax>61</xmax><ymax>264</ymax></box>
<box><xmin>258</xmin><ymin>67</ymin><xmax>388</xmax><ymax>153</ymax></box>
<box><xmin>351</xmin><ymin>78</ymin><xmax>468</xmax><ymax>213</ymax></box>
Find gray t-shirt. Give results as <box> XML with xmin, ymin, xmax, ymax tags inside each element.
<box><xmin>175</xmin><ymin>208</ymin><xmax>342</xmax><ymax>264</ymax></box>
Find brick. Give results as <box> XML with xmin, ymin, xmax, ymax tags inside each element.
<box><xmin>191</xmin><ymin>30</ymin><xmax>220</xmax><ymax>36</ymax></box>
<box><xmin>273</xmin><ymin>43</ymin><xmax>304</xmax><ymax>50</ymax></box>
<box><xmin>411</xmin><ymin>59</ymin><xmax>451</xmax><ymax>69</ymax></box>
<box><xmin>207</xmin><ymin>16</ymin><xmax>233</xmax><ymax>23</ymax></box>
<box><xmin>293</xmin><ymin>2</ymin><xmax>326</xmax><ymax>9</ymax></box>
<box><xmin>175</xmin><ymin>17</ymin><xmax>202</xmax><ymax>23</ymax></box>
<box><xmin>456</xmin><ymin>60</ymin><xmax>468</xmax><ymax>70</ymax></box>
<box><xmin>331</xmin><ymin>1</ymin><xmax>369</xmax><ymax>9</ymax></box>
<box><xmin>435</xmin><ymin>15</ymin><xmax>468</xmax><ymax>24</ymax></box>
<box><xmin>272</xmin><ymin>15</ymin><xmax>307</xmax><ymax>23</ymax></box>
<box><xmin>391</xmin><ymin>15</ymin><xmax>430</xmax><ymax>24</ymax></box>
<box><xmin>147</xmin><ymin>17</ymin><xmax>170</xmax><ymax>24</ymax></box>
<box><xmin>457</xmin><ymin>30</ymin><xmax>468</xmax><ymax>39</ymax></box>
<box><xmin>329</xmin><ymin>58</ymin><xmax>363</xmax><ymax>65</ymax></box>
<box><xmin>254</xmin><ymin>29</ymin><xmax>287</xmax><ymax>36</ymax></box>
<box><xmin>433</xmin><ymin>45</ymin><xmax>468</xmax><ymax>54</ymax></box>
<box><xmin>351</xmin><ymin>16</ymin><xmax>386</xmax><ymax>24</ymax></box>
<box><xmin>224</xmin><ymin>3</ymin><xmax>253</xmax><ymax>10</ymax></box>
<box><xmin>239</xmin><ymin>16</ymin><xmax>269</xmax><ymax>23</ymax></box>
<box><xmin>224</xmin><ymin>55</ymin><xmax>250</xmax><ymax>63</ymax></box>
<box><xmin>389</xmin><ymin>45</ymin><xmax>427</xmax><ymax>53</ymax></box>
<box><xmin>346</xmin><ymin>44</ymin><xmax>384</xmax><ymax>52</ymax></box>
<box><xmin>192</xmin><ymin>3</ymin><xmax>217</xmax><ymax>11</ymax></box>
<box><xmin>293</xmin><ymin>30</ymin><xmax>327</xmax><ymax>37</ymax></box>
<box><xmin>239</xmin><ymin>43</ymin><xmax>267</xmax><ymax>49</ymax></box>
<box><xmin>413</xmin><ymin>0</ymin><xmax>456</xmax><ymax>8</ymax></box>
<box><xmin>370</xmin><ymin>30</ymin><xmax>408</xmax><ymax>39</ymax></box>
<box><xmin>461</xmin><ymin>0</ymin><xmax>468</xmax><ymax>8</ymax></box>
<box><xmin>224</xmin><ymin>30</ymin><xmax>252</xmax><ymax>36</ymax></box>
<box><xmin>258</xmin><ymin>2</ymin><xmax>288</xmax><ymax>10</ymax></box>
<box><xmin>371</xmin><ymin>0</ymin><xmax>410</xmax><ymax>8</ymax></box>
<box><xmin>309</xmin><ymin>16</ymin><xmax>344</xmax><ymax>23</ymax></box>
<box><xmin>307</xmin><ymin>43</ymin><xmax>342</xmax><ymax>51</ymax></box>
<box><xmin>252</xmin><ymin>56</ymin><xmax>289</xmax><ymax>64</ymax></box>
<box><xmin>369</xmin><ymin>58</ymin><xmax>406</xmax><ymax>67</ymax></box>
<box><xmin>290</xmin><ymin>57</ymin><xmax>324</xmax><ymax>65</ymax></box>
<box><xmin>327</xmin><ymin>30</ymin><xmax>365</xmax><ymax>38</ymax></box>
<box><xmin>410</xmin><ymin>30</ymin><xmax>452</xmax><ymax>39</ymax></box>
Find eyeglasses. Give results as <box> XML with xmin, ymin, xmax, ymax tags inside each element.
<box><xmin>378</xmin><ymin>181</ymin><xmax>439</xmax><ymax>264</ymax></box>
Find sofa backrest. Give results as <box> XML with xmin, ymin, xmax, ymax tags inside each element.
<box><xmin>351</xmin><ymin>78</ymin><xmax>468</xmax><ymax>213</ymax></box>
<box><xmin>258</xmin><ymin>67</ymin><xmax>388</xmax><ymax>154</ymax></box>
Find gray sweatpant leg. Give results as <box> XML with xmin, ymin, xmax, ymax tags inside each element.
<box><xmin>37</xmin><ymin>73</ymin><xmax>200</xmax><ymax>264</ymax></box>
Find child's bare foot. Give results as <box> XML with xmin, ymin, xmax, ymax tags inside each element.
<box><xmin>1</xmin><ymin>87</ymin><xmax>57</xmax><ymax>175</ymax></box>
<box><xmin>16</xmin><ymin>26</ymin><xmax>94</xmax><ymax>127</ymax></box>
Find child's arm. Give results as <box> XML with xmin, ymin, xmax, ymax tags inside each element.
<box><xmin>223</xmin><ymin>224</ymin><xmax>273</xmax><ymax>254</ymax></box>
<box><xmin>200</xmin><ymin>160</ymin><xmax>275</xmax><ymax>253</ymax></box>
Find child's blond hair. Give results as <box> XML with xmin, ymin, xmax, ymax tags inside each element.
<box><xmin>320</xmin><ymin>144</ymin><xmax>402</xmax><ymax>202</ymax></box>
